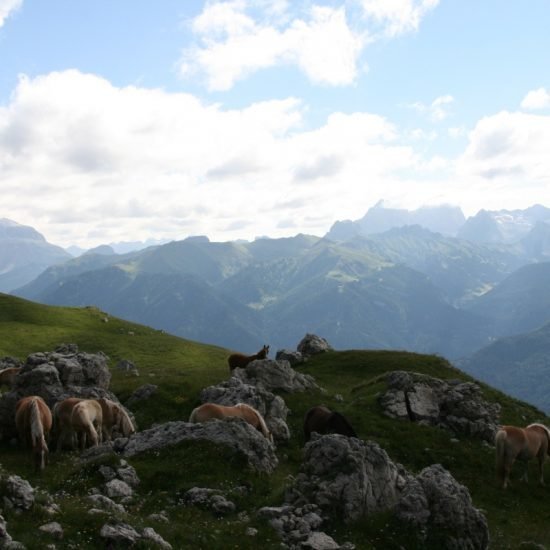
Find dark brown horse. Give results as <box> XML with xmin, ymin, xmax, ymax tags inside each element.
<box><xmin>228</xmin><ymin>345</ymin><xmax>269</xmax><ymax>371</ymax></box>
<box><xmin>304</xmin><ymin>405</ymin><xmax>357</xmax><ymax>441</ymax></box>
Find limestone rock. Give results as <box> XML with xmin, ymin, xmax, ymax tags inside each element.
<box><xmin>199</xmin><ymin>376</ymin><xmax>290</xmax><ymax>443</ymax></box>
<box><xmin>233</xmin><ymin>359</ymin><xmax>318</xmax><ymax>393</ymax></box>
<box><xmin>38</xmin><ymin>522</ymin><xmax>63</xmax><ymax>540</ymax></box>
<box><xmin>379</xmin><ymin>371</ymin><xmax>500</xmax><ymax>442</ymax></box>
<box><xmin>276</xmin><ymin>349</ymin><xmax>305</xmax><ymax>366</ymax></box>
<box><xmin>119</xmin><ymin>419</ymin><xmax>278</xmax><ymax>473</ymax></box>
<box><xmin>395</xmin><ymin>464</ymin><xmax>489</xmax><ymax>549</ymax></box>
<box><xmin>141</xmin><ymin>527</ymin><xmax>172</xmax><ymax>549</ymax></box>
<box><xmin>100</xmin><ymin>522</ymin><xmax>140</xmax><ymax>545</ymax></box>
<box><xmin>297</xmin><ymin>334</ymin><xmax>332</xmax><ymax>357</ymax></box>
<box><xmin>182</xmin><ymin>487</ymin><xmax>236</xmax><ymax>516</ymax></box>
<box><xmin>2</xmin><ymin>475</ymin><xmax>35</xmax><ymax>511</ymax></box>
<box><xmin>126</xmin><ymin>384</ymin><xmax>158</xmax><ymax>406</ymax></box>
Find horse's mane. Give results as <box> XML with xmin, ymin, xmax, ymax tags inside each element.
<box><xmin>116</xmin><ymin>404</ymin><xmax>135</xmax><ymax>436</ymax></box>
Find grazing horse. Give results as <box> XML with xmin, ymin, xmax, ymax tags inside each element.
<box><xmin>70</xmin><ymin>399</ymin><xmax>103</xmax><ymax>450</ymax></box>
<box><xmin>0</xmin><ymin>367</ymin><xmax>21</xmax><ymax>388</ymax></box>
<box><xmin>52</xmin><ymin>397</ymin><xmax>84</xmax><ymax>451</ymax></box>
<box><xmin>15</xmin><ymin>395</ymin><xmax>52</xmax><ymax>471</ymax></box>
<box><xmin>189</xmin><ymin>402</ymin><xmax>273</xmax><ymax>442</ymax></box>
<box><xmin>228</xmin><ymin>345</ymin><xmax>269</xmax><ymax>371</ymax></box>
<box><xmin>304</xmin><ymin>405</ymin><xmax>357</xmax><ymax>442</ymax></box>
<box><xmin>97</xmin><ymin>398</ymin><xmax>136</xmax><ymax>441</ymax></box>
<box><xmin>495</xmin><ymin>423</ymin><xmax>550</xmax><ymax>489</ymax></box>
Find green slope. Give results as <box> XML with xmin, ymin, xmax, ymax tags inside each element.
<box><xmin>0</xmin><ymin>293</ymin><xmax>549</xmax><ymax>549</ymax></box>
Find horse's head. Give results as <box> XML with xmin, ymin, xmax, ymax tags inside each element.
<box><xmin>115</xmin><ymin>404</ymin><xmax>136</xmax><ymax>437</ymax></box>
<box><xmin>259</xmin><ymin>345</ymin><xmax>270</xmax><ymax>359</ymax></box>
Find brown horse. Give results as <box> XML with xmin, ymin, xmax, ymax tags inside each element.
<box><xmin>495</xmin><ymin>423</ymin><xmax>550</xmax><ymax>489</ymax></box>
<box><xmin>0</xmin><ymin>367</ymin><xmax>21</xmax><ymax>388</ymax></box>
<box><xmin>189</xmin><ymin>402</ymin><xmax>273</xmax><ymax>442</ymax></box>
<box><xmin>70</xmin><ymin>399</ymin><xmax>103</xmax><ymax>450</ymax></box>
<box><xmin>228</xmin><ymin>345</ymin><xmax>269</xmax><ymax>371</ymax></box>
<box><xmin>97</xmin><ymin>398</ymin><xmax>136</xmax><ymax>441</ymax></box>
<box><xmin>304</xmin><ymin>405</ymin><xmax>357</xmax><ymax>442</ymax></box>
<box><xmin>15</xmin><ymin>395</ymin><xmax>53</xmax><ymax>471</ymax></box>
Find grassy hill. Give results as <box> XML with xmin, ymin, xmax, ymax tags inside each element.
<box><xmin>0</xmin><ymin>293</ymin><xmax>549</xmax><ymax>548</ymax></box>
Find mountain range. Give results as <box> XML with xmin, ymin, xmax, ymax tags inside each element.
<box><xmin>4</xmin><ymin>204</ymin><xmax>550</xmax><ymax>410</ymax></box>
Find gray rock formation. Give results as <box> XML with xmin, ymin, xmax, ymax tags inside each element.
<box><xmin>286</xmin><ymin>434</ymin><xmax>408</xmax><ymax>523</ymax></box>
<box><xmin>378</xmin><ymin>371</ymin><xmax>500</xmax><ymax>442</ymax></box>
<box><xmin>0</xmin><ymin>345</ymin><xmax>117</xmax><ymax>439</ymax></box>
<box><xmin>1</xmin><ymin>475</ymin><xmax>35</xmax><ymax>511</ymax></box>
<box><xmin>117</xmin><ymin>418</ymin><xmax>278</xmax><ymax>473</ymax></box>
<box><xmin>116</xmin><ymin>359</ymin><xmax>139</xmax><ymax>376</ymax></box>
<box><xmin>199</xmin><ymin>376</ymin><xmax>290</xmax><ymax>443</ymax></box>
<box><xmin>275</xmin><ymin>349</ymin><xmax>305</xmax><ymax>366</ymax></box>
<box><xmin>182</xmin><ymin>487</ymin><xmax>236</xmax><ymax>516</ymax></box>
<box><xmin>297</xmin><ymin>334</ymin><xmax>333</xmax><ymax>357</ymax></box>
<box><xmin>126</xmin><ymin>384</ymin><xmax>158</xmax><ymax>407</ymax></box>
<box><xmin>233</xmin><ymin>359</ymin><xmax>318</xmax><ymax>393</ymax></box>
<box><xmin>395</xmin><ymin>464</ymin><xmax>489</xmax><ymax>549</ymax></box>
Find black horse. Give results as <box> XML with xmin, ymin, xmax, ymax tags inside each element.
<box><xmin>303</xmin><ymin>405</ymin><xmax>357</xmax><ymax>441</ymax></box>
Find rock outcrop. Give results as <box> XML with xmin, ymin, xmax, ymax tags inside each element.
<box><xmin>199</xmin><ymin>376</ymin><xmax>290</xmax><ymax>443</ymax></box>
<box><xmin>378</xmin><ymin>371</ymin><xmax>500</xmax><ymax>442</ymax></box>
<box><xmin>297</xmin><ymin>334</ymin><xmax>333</xmax><ymax>357</ymax></box>
<box><xmin>116</xmin><ymin>418</ymin><xmax>278</xmax><ymax>473</ymax></box>
<box><xmin>233</xmin><ymin>359</ymin><xmax>318</xmax><ymax>393</ymax></box>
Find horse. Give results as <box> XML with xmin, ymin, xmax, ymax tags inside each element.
<box><xmin>96</xmin><ymin>398</ymin><xmax>136</xmax><ymax>441</ymax></box>
<box><xmin>495</xmin><ymin>423</ymin><xmax>550</xmax><ymax>489</ymax></box>
<box><xmin>0</xmin><ymin>367</ymin><xmax>21</xmax><ymax>388</ymax></box>
<box><xmin>303</xmin><ymin>405</ymin><xmax>357</xmax><ymax>442</ymax></box>
<box><xmin>228</xmin><ymin>345</ymin><xmax>269</xmax><ymax>371</ymax></box>
<box><xmin>15</xmin><ymin>395</ymin><xmax>53</xmax><ymax>471</ymax></box>
<box><xmin>189</xmin><ymin>402</ymin><xmax>273</xmax><ymax>442</ymax></box>
<box><xmin>70</xmin><ymin>399</ymin><xmax>103</xmax><ymax>450</ymax></box>
<box><xmin>52</xmin><ymin>397</ymin><xmax>84</xmax><ymax>451</ymax></box>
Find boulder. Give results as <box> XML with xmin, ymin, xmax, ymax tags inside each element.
<box><xmin>118</xmin><ymin>418</ymin><xmax>278</xmax><ymax>473</ymax></box>
<box><xmin>1</xmin><ymin>475</ymin><xmax>35</xmax><ymax>511</ymax></box>
<box><xmin>199</xmin><ymin>377</ymin><xmax>290</xmax><ymax>443</ymax></box>
<box><xmin>297</xmin><ymin>334</ymin><xmax>332</xmax><ymax>357</ymax></box>
<box><xmin>275</xmin><ymin>349</ymin><xmax>305</xmax><ymax>366</ymax></box>
<box><xmin>38</xmin><ymin>522</ymin><xmax>63</xmax><ymax>540</ymax></box>
<box><xmin>182</xmin><ymin>487</ymin><xmax>236</xmax><ymax>516</ymax></box>
<box><xmin>395</xmin><ymin>464</ymin><xmax>489</xmax><ymax>549</ymax></box>
<box><xmin>126</xmin><ymin>384</ymin><xmax>158</xmax><ymax>406</ymax></box>
<box><xmin>141</xmin><ymin>527</ymin><xmax>172</xmax><ymax>549</ymax></box>
<box><xmin>378</xmin><ymin>371</ymin><xmax>500</xmax><ymax>442</ymax></box>
<box><xmin>116</xmin><ymin>359</ymin><xmax>139</xmax><ymax>376</ymax></box>
<box><xmin>285</xmin><ymin>434</ymin><xmax>408</xmax><ymax>523</ymax></box>
<box><xmin>233</xmin><ymin>359</ymin><xmax>318</xmax><ymax>393</ymax></box>
<box><xmin>100</xmin><ymin>523</ymin><xmax>140</xmax><ymax>546</ymax></box>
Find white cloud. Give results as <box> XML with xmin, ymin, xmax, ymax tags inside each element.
<box><xmin>356</xmin><ymin>0</ymin><xmax>439</xmax><ymax>36</ymax></box>
<box><xmin>0</xmin><ymin>70</ymin><xmax>427</xmax><ymax>247</ymax></box>
<box><xmin>0</xmin><ymin>0</ymin><xmax>21</xmax><ymax>28</ymax></box>
<box><xmin>521</xmin><ymin>87</ymin><xmax>550</xmax><ymax>110</ymax></box>
<box><xmin>181</xmin><ymin>3</ymin><xmax>365</xmax><ymax>90</ymax></box>
<box><xmin>409</xmin><ymin>94</ymin><xmax>454</xmax><ymax>122</ymax></box>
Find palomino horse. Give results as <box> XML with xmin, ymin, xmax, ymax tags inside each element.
<box><xmin>228</xmin><ymin>345</ymin><xmax>269</xmax><ymax>371</ymax></box>
<box><xmin>70</xmin><ymin>399</ymin><xmax>103</xmax><ymax>450</ymax></box>
<box><xmin>495</xmin><ymin>423</ymin><xmax>550</xmax><ymax>489</ymax></box>
<box><xmin>15</xmin><ymin>395</ymin><xmax>53</xmax><ymax>471</ymax></box>
<box><xmin>304</xmin><ymin>405</ymin><xmax>357</xmax><ymax>442</ymax></box>
<box><xmin>189</xmin><ymin>402</ymin><xmax>273</xmax><ymax>442</ymax></box>
<box><xmin>52</xmin><ymin>397</ymin><xmax>83</xmax><ymax>451</ymax></box>
<box><xmin>0</xmin><ymin>367</ymin><xmax>21</xmax><ymax>388</ymax></box>
<box><xmin>97</xmin><ymin>398</ymin><xmax>136</xmax><ymax>441</ymax></box>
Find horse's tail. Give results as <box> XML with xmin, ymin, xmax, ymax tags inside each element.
<box><xmin>29</xmin><ymin>399</ymin><xmax>45</xmax><ymax>447</ymax></box>
<box><xmin>495</xmin><ymin>428</ymin><xmax>508</xmax><ymax>485</ymax></box>
<box><xmin>254</xmin><ymin>409</ymin><xmax>272</xmax><ymax>443</ymax></box>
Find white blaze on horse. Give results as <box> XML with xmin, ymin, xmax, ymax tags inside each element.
<box><xmin>97</xmin><ymin>398</ymin><xmax>136</xmax><ymax>441</ymax></box>
<box><xmin>15</xmin><ymin>395</ymin><xmax>52</xmax><ymax>471</ymax></box>
<box><xmin>227</xmin><ymin>345</ymin><xmax>269</xmax><ymax>371</ymax></box>
<box><xmin>495</xmin><ymin>423</ymin><xmax>550</xmax><ymax>489</ymax></box>
<box><xmin>189</xmin><ymin>402</ymin><xmax>273</xmax><ymax>442</ymax></box>
<box><xmin>70</xmin><ymin>399</ymin><xmax>103</xmax><ymax>450</ymax></box>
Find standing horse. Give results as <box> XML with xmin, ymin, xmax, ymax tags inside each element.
<box><xmin>495</xmin><ymin>423</ymin><xmax>550</xmax><ymax>489</ymax></box>
<box><xmin>70</xmin><ymin>399</ymin><xmax>103</xmax><ymax>450</ymax></box>
<box><xmin>228</xmin><ymin>345</ymin><xmax>269</xmax><ymax>371</ymax></box>
<box><xmin>189</xmin><ymin>402</ymin><xmax>273</xmax><ymax>442</ymax></box>
<box><xmin>304</xmin><ymin>405</ymin><xmax>357</xmax><ymax>442</ymax></box>
<box><xmin>52</xmin><ymin>397</ymin><xmax>84</xmax><ymax>451</ymax></box>
<box><xmin>97</xmin><ymin>398</ymin><xmax>136</xmax><ymax>441</ymax></box>
<box><xmin>15</xmin><ymin>395</ymin><xmax>52</xmax><ymax>471</ymax></box>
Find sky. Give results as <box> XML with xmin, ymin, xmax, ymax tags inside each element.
<box><xmin>1</xmin><ymin>0</ymin><xmax>549</xmax><ymax>249</ymax></box>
